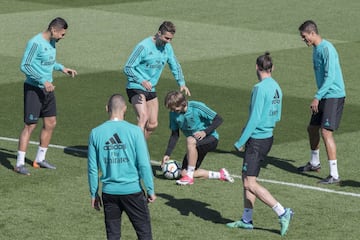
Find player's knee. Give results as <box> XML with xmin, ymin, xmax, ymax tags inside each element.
<box><xmin>242</xmin><ymin>177</ymin><xmax>257</xmax><ymax>191</ymax></box>
<box><xmin>24</xmin><ymin>123</ymin><xmax>37</xmax><ymax>131</ymax></box>
<box><xmin>138</xmin><ymin>113</ymin><xmax>149</xmax><ymax>126</ymax></box>
<box><xmin>146</xmin><ymin>121</ymin><xmax>158</xmax><ymax>132</ymax></box>
<box><xmin>321</xmin><ymin>128</ymin><xmax>333</xmax><ymax>138</ymax></box>
<box><xmin>243</xmin><ymin>182</ymin><xmax>256</xmax><ymax>193</ymax></box>
<box><xmin>45</xmin><ymin>119</ymin><xmax>57</xmax><ymax>130</ymax></box>
<box><xmin>186</xmin><ymin>136</ymin><xmax>197</xmax><ymax>147</ymax></box>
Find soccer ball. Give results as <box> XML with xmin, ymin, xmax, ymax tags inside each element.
<box><xmin>162</xmin><ymin>160</ymin><xmax>181</xmax><ymax>180</ymax></box>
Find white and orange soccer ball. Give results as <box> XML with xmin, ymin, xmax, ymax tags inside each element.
<box><xmin>162</xmin><ymin>160</ymin><xmax>181</xmax><ymax>180</ymax></box>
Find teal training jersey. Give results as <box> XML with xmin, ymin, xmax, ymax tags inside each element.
<box><xmin>234</xmin><ymin>77</ymin><xmax>282</xmax><ymax>148</ymax></box>
<box><xmin>88</xmin><ymin>120</ymin><xmax>154</xmax><ymax>198</ymax></box>
<box><xmin>124</xmin><ymin>36</ymin><xmax>185</xmax><ymax>92</ymax></box>
<box><xmin>20</xmin><ymin>33</ymin><xmax>64</xmax><ymax>88</ymax></box>
<box><xmin>169</xmin><ymin>101</ymin><xmax>219</xmax><ymax>139</ymax></box>
<box><xmin>313</xmin><ymin>39</ymin><xmax>346</xmax><ymax>100</ymax></box>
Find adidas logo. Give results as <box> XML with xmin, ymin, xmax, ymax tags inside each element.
<box><xmin>324</xmin><ymin>118</ymin><xmax>330</xmax><ymax>127</ymax></box>
<box><xmin>272</xmin><ymin>89</ymin><xmax>280</xmax><ymax>104</ymax></box>
<box><xmin>103</xmin><ymin>133</ymin><xmax>126</xmax><ymax>150</ymax></box>
<box><xmin>242</xmin><ymin>163</ymin><xmax>248</xmax><ymax>173</ymax></box>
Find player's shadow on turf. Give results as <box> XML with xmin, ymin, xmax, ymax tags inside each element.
<box><xmin>339</xmin><ymin>180</ymin><xmax>360</xmax><ymax>188</ymax></box>
<box><xmin>152</xmin><ymin>165</ymin><xmax>163</xmax><ymax>177</ymax></box>
<box><xmin>0</xmin><ymin>148</ymin><xmax>33</xmax><ymax>171</ymax></box>
<box><xmin>215</xmin><ymin>149</ymin><xmax>323</xmax><ymax>181</ymax></box>
<box><xmin>262</xmin><ymin>156</ymin><xmax>323</xmax><ymax>181</ymax></box>
<box><xmin>0</xmin><ymin>148</ymin><xmax>16</xmax><ymax>170</ymax></box>
<box><xmin>63</xmin><ymin>145</ymin><xmax>88</xmax><ymax>158</ymax></box>
<box><xmin>157</xmin><ymin>193</ymin><xmax>233</xmax><ymax>224</ymax></box>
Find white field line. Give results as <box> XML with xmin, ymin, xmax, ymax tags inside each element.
<box><xmin>1</xmin><ymin>136</ymin><xmax>360</xmax><ymax>198</ymax></box>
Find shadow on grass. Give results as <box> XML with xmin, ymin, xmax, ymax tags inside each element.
<box><xmin>64</xmin><ymin>145</ymin><xmax>88</xmax><ymax>158</ymax></box>
<box><xmin>0</xmin><ymin>147</ymin><xmax>33</xmax><ymax>171</ymax></box>
<box><xmin>339</xmin><ymin>180</ymin><xmax>360</xmax><ymax>188</ymax></box>
<box><xmin>0</xmin><ymin>147</ymin><xmax>16</xmax><ymax>170</ymax></box>
<box><xmin>152</xmin><ymin>164</ymin><xmax>162</xmax><ymax>178</ymax></box>
<box><xmin>63</xmin><ymin>146</ymin><xmax>165</xmax><ymax>178</ymax></box>
<box><xmin>157</xmin><ymin>193</ymin><xmax>284</xmax><ymax>235</ymax></box>
<box><xmin>216</xmin><ymin>149</ymin><xmax>360</xmax><ymax>187</ymax></box>
<box><xmin>157</xmin><ymin>192</ymin><xmax>233</xmax><ymax>224</ymax></box>
<box><xmin>61</xmin><ymin>145</ymin><xmax>360</xmax><ymax>188</ymax></box>
<box><xmin>215</xmin><ymin>149</ymin><xmax>322</xmax><ymax>181</ymax></box>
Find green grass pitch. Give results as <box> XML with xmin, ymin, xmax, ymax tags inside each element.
<box><xmin>1</xmin><ymin>0</ymin><xmax>360</xmax><ymax>239</ymax></box>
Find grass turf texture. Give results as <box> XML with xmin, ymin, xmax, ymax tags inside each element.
<box><xmin>1</xmin><ymin>0</ymin><xmax>360</xmax><ymax>239</ymax></box>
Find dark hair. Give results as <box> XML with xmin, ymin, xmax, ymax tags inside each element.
<box><xmin>158</xmin><ymin>21</ymin><xmax>176</xmax><ymax>34</ymax></box>
<box><xmin>256</xmin><ymin>52</ymin><xmax>273</xmax><ymax>72</ymax></box>
<box><xmin>48</xmin><ymin>17</ymin><xmax>68</xmax><ymax>31</ymax></box>
<box><xmin>298</xmin><ymin>20</ymin><xmax>318</xmax><ymax>34</ymax></box>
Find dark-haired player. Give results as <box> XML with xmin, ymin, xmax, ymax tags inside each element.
<box><xmin>226</xmin><ymin>52</ymin><xmax>293</xmax><ymax>236</ymax></box>
<box><xmin>297</xmin><ymin>20</ymin><xmax>346</xmax><ymax>184</ymax></box>
<box><xmin>15</xmin><ymin>17</ymin><xmax>77</xmax><ymax>175</ymax></box>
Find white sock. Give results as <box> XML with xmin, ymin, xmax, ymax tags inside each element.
<box><xmin>329</xmin><ymin>160</ymin><xmax>339</xmax><ymax>179</ymax></box>
<box><xmin>16</xmin><ymin>151</ymin><xmax>26</xmax><ymax>167</ymax></box>
<box><xmin>35</xmin><ymin>147</ymin><xmax>48</xmax><ymax>163</ymax></box>
<box><xmin>310</xmin><ymin>149</ymin><xmax>320</xmax><ymax>166</ymax></box>
<box><xmin>272</xmin><ymin>202</ymin><xmax>285</xmax><ymax>217</ymax></box>
<box><xmin>186</xmin><ymin>166</ymin><xmax>195</xmax><ymax>178</ymax></box>
<box><xmin>241</xmin><ymin>208</ymin><xmax>253</xmax><ymax>223</ymax></box>
<box><xmin>208</xmin><ymin>171</ymin><xmax>220</xmax><ymax>179</ymax></box>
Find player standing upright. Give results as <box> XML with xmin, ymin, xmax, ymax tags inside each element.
<box><xmin>88</xmin><ymin>94</ymin><xmax>156</xmax><ymax>240</ymax></box>
<box><xmin>297</xmin><ymin>20</ymin><xmax>346</xmax><ymax>184</ymax></box>
<box><xmin>15</xmin><ymin>17</ymin><xmax>77</xmax><ymax>175</ymax></box>
<box><xmin>226</xmin><ymin>52</ymin><xmax>293</xmax><ymax>236</ymax></box>
<box><xmin>123</xmin><ymin>21</ymin><xmax>191</xmax><ymax>139</ymax></box>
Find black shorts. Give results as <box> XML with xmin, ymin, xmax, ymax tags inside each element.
<box><xmin>309</xmin><ymin>97</ymin><xmax>345</xmax><ymax>131</ymax></box>
<box><xmin>102</xmin><ymin>191</ymin><xmax>152</xmax><ymax>240</ymax></box>
<box><xmin>23</xmin><ymin>83</ymin><xmax>56</xmax><ymax>124</ymax></box>
<box><xmin>242</xmin><ymin>137</ymin><xmax>273</xmax><ymax>177</ymax></box>
<box><xmin>181</xmin><ymin>135</ymin><xmax>218</xmax><ymax>170</ymax></box>
<box><xmin>126</xmin><ymin>88</ymin><xmax>157</xmax><ymax>104</ymax></box>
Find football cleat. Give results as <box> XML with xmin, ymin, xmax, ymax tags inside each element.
<box><xmin>318</xmin><ymin>175</ymin><xmax>340</xmax><ymax>184</ymax></box>
<box><xmin>279</xmin><ymin>208</ymin><xmax>294</xmax><ymax>236</ymax></box>
<box><xmin>219</xmin><ymin>168</ymin><xmax>234</xmax><ymax>183</ymax></box>
<box><xmin>33</xmin><ymin>160</ymin><xmax>56</xmax><ymax>169</ymax></box>
<box><xmin>297</xmin><ymin>162</ymin><xmax>321</xmax><ymax>172</ymax></box>
<box><xmin>226</xmin><ymin>219</ymin><xmax>254</xmax><ymax>229</ymax></box>
<box><xmin>176</xmin><ymin>175</ymin><xmax>194</xmax><ymax>185</ymax></box>
<box><xmin>14</xmin><ymin>165</ymin><xmax>30</xmax><ymax>175</ymax></box>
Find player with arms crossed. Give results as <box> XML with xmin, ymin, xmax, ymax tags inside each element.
<box><xmin>88</xmin><ymin>94</ymin><xmax>156</xmax><ymax>240</ymax></box>
<box><xmin>123</xmin><ymin>21</ymin><xmax>191</xmax><ymax>139</ymax></box>
<box><xmin>226</xmin><ymin>52</ymin><xmax>293</xmax><ymax>236</ymax></box>
<box><xmin>15</xmin><ymin>17</ymin><xmax>77</xmax><ymax>175</ymax></box>
<box><xmin>297</xmin><ymin>20</ymin><xmax>346</xmax><ymax>184</ymax></box>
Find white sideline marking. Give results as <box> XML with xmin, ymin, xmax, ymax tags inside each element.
<box><xmin>1</xmin><ymin>136</ymin><xmax>360</xmax><ymax>198</ymax></box>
